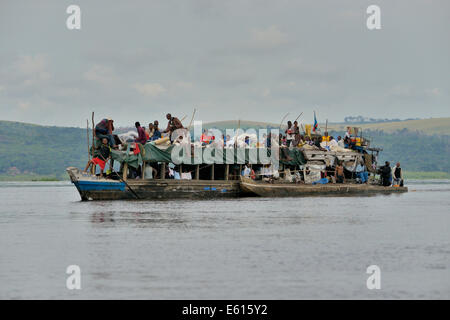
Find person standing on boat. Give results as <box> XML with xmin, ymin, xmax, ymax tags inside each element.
<box><xmin>135</xmin><ymin>122</ymin><xmax>147</xmax><ymax>145</ymax></box>
<box><xmin>292</xmin><ymin>121</ymin><xmax>300</xmax><ymax>146</ymax></box>
<box><xmin>285</xmin><ymin>121</ymin><xmax>294</xmax><ymax>147</ymax></box>
<box><xmin>95</xmin><ymin>118</ymin><xmax>117</xmax><ymax>148</ymax></box>
<box><xmin>83</xmin><ymin>138</ymin><xmax>111</xmax><ymax>177</ymax></box>
<box><xmin>335</xmin><ymin>162</ymin><xmax>345</xmax><ymax>184</ymax></box>
<box><xmin>392</xmin><ymin>162</ymin><xmax>404</xmax><ymax>186</ymax></box>
<box><xmin>380</xmin><ymin>161</ymin><xmax>392</xmax><ymax>186</ymax></box>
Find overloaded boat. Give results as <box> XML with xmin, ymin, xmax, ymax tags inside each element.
<box><xmin>67</xmin><ymin>127</ymin><xmax>408</xmax><ymax>201</ymax></box>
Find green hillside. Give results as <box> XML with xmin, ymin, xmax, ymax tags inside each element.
<box><xmin>0</xmin><ymin>120</ymin><xmax>89</xmax><ymax>180</ymax></box>
<box><xmin>328</xmin><ymin>117</ymin><xmax>450</xmax><ymax>135</ymax></box>
<box><xmin>0</xmin><ymin>119</ymin><xmax>449</xmax><ymax>180</ymax></box>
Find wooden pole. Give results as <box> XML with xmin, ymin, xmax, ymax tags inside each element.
<box><xmin>187</xmin><ymin>108</ymin><xmax>197</xmax><ymax>131</ymax></box>
<box><xmin>301</xmin><ymin>124</ymin><xmax>306</xmax><ymax>135</ymax></box>
<box><xmin>225</xmin><ymin>164</ymin><xmax>229</xmax><ymax>181</ymax></box>
<box><xmin>122</xmin><ymin>163</ymin><xmax>128</xmax><ymax>181</ymax></box>
<box><xmin>86</xmin><ymin>119</ymin><xmax>90</xmax><ymax>161</ymax></box>
<box><xmin>294</xmin><ymin>112</ymin><xmax>303</xmax><ymax>122</ymax></box>
<box><xmin>195</xmin><ymin>164</ymin><xmax>200</xmax><ymax>180</ymax></box>
<box><xmin>325</xmin><ymin>119</ymin><xmax>328</xmax><ymax>147</ymax></box>
<box><xmin>211</xmin><ymin>163</ymin><xmax>215</xmax><ymax>180</ymax></box>
<box><xmin>91</xmin><ymin>112</ymin><xmax>95</xmax><ymax>175</ymax></box>
<box><xmin>279</xmin><ymin>113</ymin><xmax>289</xmax><ymax>130</ymax></box>
<box><xmin>91</xmin><ymin>111</ymin><xmax>95</xmax><ymax>142</ymax></box>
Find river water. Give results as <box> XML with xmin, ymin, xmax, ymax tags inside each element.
<box><xmin>0</xmin><ymin>180</ymin><xmax>449</xmax><ymax>299</ymax></box>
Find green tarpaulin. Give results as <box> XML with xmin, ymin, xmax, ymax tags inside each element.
<box><xmin>110</xmin><ymin>142</ymin><xmax>306</xmax><ymax>167</ymax></box>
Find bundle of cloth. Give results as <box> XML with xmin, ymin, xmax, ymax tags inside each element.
<box><xmin>225</xmin><ymin>133</ymin><xmax>258</xmax><ymax>148</ymax></box>
<box><xmin>118</xmin><ymin>131</ymin><xmax>138</xmax><ymax>144</ymax></box>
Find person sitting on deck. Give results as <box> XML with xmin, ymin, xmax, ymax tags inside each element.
<box><xmin>162</xmin><ymin>113</ymin><xmax>184</xmax><ymax>141</ymax></box>
<box><xmin>95</xmin><ymin>118</ymin><xmax>117</xmax><ymax>148</ymax></box>
<box><xmin>334</xmin><ymin>162</ymin><xmax>345</xmax><ymax>184</ymax></box>
<box><xmin>344</xmin><ymin>136</ymin><xmax>354</xmax><ymax>149</ymax></box>
<box><xmin>392</xmin><ymin>162</ymin><xmax>404</xmax><ymax>187</ymax></box>
<box><xmin>241</xmin><ymin>164</ymin><xmax>255</xmax><ymax>179</ymax></box>
<box><xmin>135</xmin><ymin>122</ymin><xmax>147</xmax><ymax>145</ymax></box>
<box><xmin>356</xmin><ymin>160</ymin><xmax>369</xmax><ymax>184</ymax></box>
<box><xmin>149</xmin><ymin>121</ymin><xmax>162</xmax><ymax>141</ymax></box>
<box><xmin>326</xmin><ymin>136</ymin><xmax>338</xmax><ymax>149</ymax></box>
<box><xmin>146</xmin><ymin>123</ymin><xmax>155</xmax><ymax>141</ymax></box>
<box><xmin>296</xmin><ymin>134</ymin><xmax>306</xmax><ymax>147</ymax></box>
<box><xmin>83</xmin><ymin>138</ymin><xmax>111</xmax><ymax>177</ymax></box>
<box><xmin>314</xmin><ymin>136</ymin><xmax>328</xmax><ymax>151</ymax></box>
<box><xmin>304</xmin><ymin>135</ymin><xmax>314</xmax><ymax>146</ymax></box>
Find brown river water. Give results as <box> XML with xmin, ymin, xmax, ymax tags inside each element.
<box><xmin>0</xmin><ymin>180</ymin><xmax>449</xmax><ymax>299</ymax></box>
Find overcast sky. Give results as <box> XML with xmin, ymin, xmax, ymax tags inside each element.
<box><xmin>0</xmin><ymin>0</ymin><xmax>449</xmax><ymax>128</ymax></box>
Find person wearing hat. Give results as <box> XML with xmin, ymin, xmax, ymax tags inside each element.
<box><xmin>95</xmin><ymin>118</ymin><xmax>117</xmax><ymax>148</ymax></box>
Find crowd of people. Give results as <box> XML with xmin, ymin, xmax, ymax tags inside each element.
<box><xmin>85</xmin><ymin>115</ymin><xmax>403</xmax><ymax>186</ymax></box>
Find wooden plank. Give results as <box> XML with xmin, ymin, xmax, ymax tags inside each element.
<box><xmin>225</xmin><ymin>164</ymin><xmax>229</xmax><ymax>181</ymax></box>
<box><xmin>123</xmin><ymin>162</ymin><xmax>128</xmax><ymax>181</ymax></box>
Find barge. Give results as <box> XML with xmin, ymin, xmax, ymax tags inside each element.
<box><xmin>67</xmin><ymin>132</ymin><xmax>408</xmax><ymax>200</ymax></box>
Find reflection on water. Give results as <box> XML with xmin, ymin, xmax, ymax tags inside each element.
<box><xmin>0</xmin><ymin>180</ymin><xmax>449</xmax><ymax>299</ymax></box>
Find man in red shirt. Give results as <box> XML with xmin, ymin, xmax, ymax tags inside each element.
<box><xmin>135</xmin><ymin>122</ymin><xmax>147</xmax><ymax>144</ymax></box>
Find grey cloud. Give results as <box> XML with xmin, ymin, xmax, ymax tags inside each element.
<box><xmin>0</xmin><ymin>0</ymin><xmax>449</xmax><ymax>127</ymax></box>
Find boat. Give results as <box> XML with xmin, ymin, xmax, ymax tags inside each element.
<box><xmin>67</xmin><ymin>167</ymin><xmax>242</xmax><ymax>201</ymax></box>
<box><xmin>239</xmin><ymin>176</ymin><xmax>408</xmax><ymax>197</ymax></box>
<box><xmin>67</xmin><ymin>124</ymin><xmax>408</xmax><ymax>201</ymax></box>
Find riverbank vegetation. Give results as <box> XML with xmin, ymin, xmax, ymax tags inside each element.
<box><xmin>1</xmin><ymin>120</ymin><xmax>449</xmax><ymax>181</ymax></box>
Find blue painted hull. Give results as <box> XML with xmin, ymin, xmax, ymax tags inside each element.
<box><xmin>74</xmin><ymin>180</ymin><xmax>126</xmax><ymax>191</ymax></box>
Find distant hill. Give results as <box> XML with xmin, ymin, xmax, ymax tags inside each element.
<box><xmin>0</xmin><ymin>120</ymin><xmax>88</xmax><ymax>179</ymax></box>
<box><xmin>0</xmin><ymin>118</ymin><xmax>449</xmax><ymax>179</ymax></box>
<box><xmin>205</xmin><ymin>118</ymin><xmax>450</xmax><ymax>135</ymax></box>
<box><xmin>204</xmin><ymin>120</ymin><xmax>280</xmax><ymax>130</ymax></box>
<box><xmin>328</xmin><ymin>117</ymin><xmax>450</xmax><ymax>135</ymax></box>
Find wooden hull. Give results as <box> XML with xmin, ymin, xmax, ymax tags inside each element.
<box><xmin>79</xmin><ymin>180</ymin><xmax>241</xmax><ymax>200</ymax></box>
<box><xmin>240</xmin><ymin>177</ymin><xmax>408</xmax><ymax>197</ymax></box>
<box><xmin>67</xmin><ymin>167</ymin><xmax>408</xmax><ymax>201</ymax></box>
<box><xmin>67</xmin><ymin>167</ymin><xmax>241</xmax><ymax>201</ymax></box>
